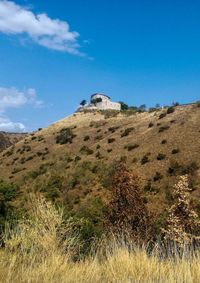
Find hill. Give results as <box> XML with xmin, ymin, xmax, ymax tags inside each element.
<box><xmin>0</xmin><ymin>103</ymin><xmax>200</xmax><ymax>230</ymax></box>
<box><xmin>0</xmin><ymin>132</ymin><xmax>27</xmax><ymax>152</ymax></box>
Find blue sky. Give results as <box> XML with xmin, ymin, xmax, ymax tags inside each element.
<box><xmin>0</xmin><ymin>0</ymin><xmax>200</xmax><ymax>132</ymax></box>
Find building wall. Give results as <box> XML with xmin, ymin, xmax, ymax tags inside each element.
<box><xmin>91</xmin><ymin>94</ymin><xmax>121</xmax><ymax>110</ymax></box>
<box><xmin>78</xmin><ymin>94</ymin><xmax>121</xmax><ymax>111</ymax></box>
<box><xmin>95</xmin><ymin>101</ymin><xmax>121</xmax><ymax>110</ymax></box>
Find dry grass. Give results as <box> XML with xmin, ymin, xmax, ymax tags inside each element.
<box><xmin>1</xmin><ymin>196</ymin><xmax>200</xmax><ymax>283</ymax></box>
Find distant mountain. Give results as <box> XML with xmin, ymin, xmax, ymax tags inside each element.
<box><xmin>0</xmin><ymin>132</ymin><xmax>27</xmax><ymax>152</ymax></box>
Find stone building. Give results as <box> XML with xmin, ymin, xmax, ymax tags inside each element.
<box><xmin>78</xmin><ymin>93</ymin><xmax>121</xmax><ymax>111</ymax></box>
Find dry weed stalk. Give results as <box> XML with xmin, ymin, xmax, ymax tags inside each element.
<box><xmin>164</xmin><ymin>175</ymin><xmax>200</xmax><ymax>246</ymax></box>
<box><xmin>106</xmin><ymin>162</ymin><xmax>149</xmax><ymax>242</ymax></box>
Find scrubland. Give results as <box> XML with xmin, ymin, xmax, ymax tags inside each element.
<box><xmin>0</xmin><ymin>196</ymin><xmax>200</xmax><ymax>283</ymax></box>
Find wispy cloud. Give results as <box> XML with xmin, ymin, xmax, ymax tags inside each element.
<box><xmin>0</xmin><ymin>86</ymin><xmax>43</xmax><ymax>132</ymax></box>
<box><xmin>0</xmin><ymin>87</ymin><xmax>43</xmax><ymax>111</ymax></box>
<box><xmin>0</xmin><ymin>0</ymin><xmax>85</xmax><ymax>56</ymax></box>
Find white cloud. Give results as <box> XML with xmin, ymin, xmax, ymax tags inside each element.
<box><xmin>0</xmin><ymin>0</ymin><xmax>84</xmax><ymax>56</ymax></box>
<box><xmin>0</xmin><ymin>86</ymin><xmax>43</xmax><ymax>132</ymax></box>
<box><xmin>0</xmin><ymin>117</ymin><xmax>26</xmax><ymax>132</ymax></box>
<box><xmin>0</xmin><ymin>86</ymin><xmax>43</xmax><ymax>111</ymax></box>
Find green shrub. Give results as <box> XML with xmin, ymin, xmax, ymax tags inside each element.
<box><xmin>167</xmin><ymin>106</ymin><xmax>175</xmax><ymax>114</ymax></box>
<box><xmin>108</xmin><ymin>138</ymin><xmax>115</xmax><ymax>144</ymax></box>
<box><xmin>153</xmin><ymin>172</ymin><xmax>163</xmax><ymax>182</ymax></box>
<box><xmin>157</xmin><ymin>153</ymin><xmax>166</xmax><ymax>160</ymax></box>
<box><xmin>159</xmin><ymin>112</ymin><xmax>167</xmax><ymax>119</ymax></box>
<box><xmin>95</xmin><ymin>135</ymin><xmax>103</xmax><ymax>141</ymax></box>
<box><xmin>56</xmin><ymin>128</ymin><xmax>76</xmax><ymax>144</ymax></box>
<box><xmin>41</xmin><ymin>175</ymin><xmax>64</xmax><ymax>201</ymax></box>
<box><xmin>124</xmin><ymin>144</ymin><xmax>139</xmax><ymax>151</ymax></box>
<box><xmin>161</xmin><ymin>139</ymin><xmax>167</xmax><ymax>144</ymax></box>
<box><xmin>148</xmin><ymin>122</ymin><xmax>154</xmax><ymax>128</ymax></box>
<box><xmin>84</xmin><ymin>135</ymin><xmax>90</xmax><ymax>141</ymax></box>
<box><xmin>95</xmin><ymin>151</ymin><xmax>103</xmax><ymax>159</ymax></box>
<box><xmin>144</xmin><ymin>180</ymin><xmax>156</xmax><ymax>193</ymax></box>
<box><xmin>108</xmin><ymin>126</ymin><xmax>120</xmax><ymax>133</ymax></box>
<box><xmin>196</xmin><ymin>101</ymin><xmax>200</xmax><ymax>107</ymax></box>
<box><xmin>158</xmin><ymin>125</ymin><xmax>170</xmax><ymax>133</ymax></box>
<box><xmin>74</xmin><ymin>156</ymin><xmax>81</xmax><ymax>162</ymax></box>
<box><xmin>0</xmin><ymin>180</ymin><xmax>18</xmax><ymax>201</ymax></box>
<box><xmin>167</xmin><ymin>161</ymin><xmax>198</xmax><ymax>176</ymax></box>
<box><xmin>80</xmin><ymin>146</ymin><xmax>94</xmax><ymax>155</ymax></box>
<box><xmin>171</xmin><ymin>148</ymin><xmax>180</xmax><ymax>154</ymax></box>
<box><xmin>121</xmin><ymin>127</ymin><xmax>135</xmax><ymax>137</ymax></box>
<box><xmin>141</xmin><ymin>154</ymin><xmax>150</xmax><ymax>165</ymax></box>
<box><xmin>26</xmin><ymin>155</ymin><xmax>34</xmax><ymax>161</ymax></box>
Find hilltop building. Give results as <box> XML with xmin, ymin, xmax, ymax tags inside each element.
<box><xmin>77</xmin><ymin>93</ymin><xmax>121</xmax><ymax>111</ymax></box>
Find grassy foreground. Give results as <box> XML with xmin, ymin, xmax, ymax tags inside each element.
<box><xmin>0</xmin><ymin>196</ymin><xmax>200</xmax><ymax>283</ymax></box>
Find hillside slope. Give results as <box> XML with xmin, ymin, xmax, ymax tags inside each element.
<box><xmin>0</xmin><ymin>104</ymin><xmax>200</xmax><ymax>218</ymax></box>
<box><xmin>0</xmin><ymin>132</ymin><xmax>27</xmax><ymax>152</ymax></box>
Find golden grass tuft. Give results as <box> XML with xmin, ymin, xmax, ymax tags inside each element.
<box><xmin>1</xmin><ymin>195</ymin><xmax>200</xmax><ymax>283</ymax></box>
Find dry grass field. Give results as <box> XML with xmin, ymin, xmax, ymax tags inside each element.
<box><xmin>1</xmin><ymin>196</ymin><xmax>200</xmax><ymax>283</ymax></box>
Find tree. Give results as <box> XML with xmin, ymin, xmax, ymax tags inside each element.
<box><xmin>80</xmin><ymin>100</ymin><xmax>87</xmax><ymax>106</ymax></box>
<box><xmin>155</xmin><ymin>103</ymin><xmax>160</xmax><ymax>109</ymax></box>
<box><xmin>106</xmin><ymin>162</ymin><xmax>149</xmax><ymax>242</ymax></box>
<box><xmin>119</xmin><ymin>101</ymin><xmax>129</xmax><ymax>110</ymax></box>
<box><xmin>163</xmin><ymin>175</ymin><xmax>200</xmax><ymax>246</ymax></box>
<box><xmin>91</xmin><ymin>98</ymin><xmax>102</xmax><ymax>105</ymax></box>
<box><xmin>139</xmin><ymin>104</ymin><xmax>146</xmax><ymax>111</ymax></box>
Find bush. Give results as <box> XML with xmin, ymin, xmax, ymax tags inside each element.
<box><xmin>157</xmin><ymin>153</ymin><xmax>166</xmax><ymax>160</ymax></box>
<box><xmin>144</xmin><ymin>180</ymin><xmax>156</xmax><ymax>193</ymax></box>
<box><xmin>141</xmin><ymin>154</ymin><xmax>150</xmax><ymax>165</ymax></box>
<box><xmin>108</xmin><ymin>126</ymin><xmax>120</xmax><ymax>133</ymax></box>
<box><xmin>56</xmin><ymin>128</ymin><xmax>76</xmax><ymax>144</ymax></box>
<box><xmin>148</xmin><ymin>122</ymin><xmax>154</xmax><ymax>128</ymax></box>
<box><xmin>171</xmin><ymin>148</ymin><xmax>180</xmax><ymax>154</ymax></box>
<box><xmin>159</xmin><ymin>112</ymin><xmax>167</xmax><ymax>119</ymax></box>
<box><xmin>96</xmin><ymin>151</ymin><xmax>103</xmax><ymax>159</ymax></box>
<box><xmin>161</xmin><ymin>139</ymin><xmax>167</xmax><ymax>144</ymax></box>
<box><xmin>74</xmin><ymin>156</ymin><xmax>81</xmax><ymax>162</ymax></box>
<box><xmin>124</xmin><ymin>144</ymin><xmax>139</xmax><ymax>151</ymax></box>
<box><xmin>121</xmin><ymin>127</ymin><xmax>135</xmax><ymax>137</ymax></box>
<box><xmin>196</xmin><ymin>101</ymin><xmax>200</xmax><ymax>107</ymax></box>
<box><xmin>158</xmin><ymin>125</ymin><xmax>170</xmax><ymax>133</ymax></box>
<box><xmin>153</xmin><ymin>172</ymin><xmax>163</xmax><ymax>182</ymax></box>
<box><xmin>80</xmin><ymin>146</ymin><xmax>94</xmax><ymax>155</ymax></box>
<box><xmin>167</xmin><ymin>106</ymin><xmax>175</xmax><ymax>114</ymax></box>
<box><xmin>108</xmin><ymin>138</ymin><xmax>115</xmax><ymax>144</ymax></box>
<box><xmin>95</xmin><ymin>135</ymin><xmax>103</xmax><ymax>141</ymax></box>
<box><xmin>41</xmin><ymin>175</ymin><xmax>64</xmax><ymax>201</ymax></box>
<box><xmin>0</xmin><ymin>180</ymin><xmax>19</xmax><ymax>230</ymax></box>
<box><xmin>0</xmin><ymin>180</ymin><xmax>18</xmax><ymax>201</ymax></box>
<box><xmin>84</xmin><ymin>135</ymin><xmax>90</xmax><ymax>141</ymax></box>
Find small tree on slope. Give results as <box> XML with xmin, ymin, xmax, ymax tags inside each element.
<box><xmin>163</xmin><ymin>175</ymin><xmax>200</xmax><ymax>246</ymax></box>
<box><xmin>106</xmin><ymin>162</ymin><xmax>149</xmax><ymax>242</ymax></box>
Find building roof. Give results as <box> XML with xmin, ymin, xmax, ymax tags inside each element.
<box><xmin>91</xmin><ymin>93</ymin><xmax>111</xmax><ymax>100</ymax></box>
